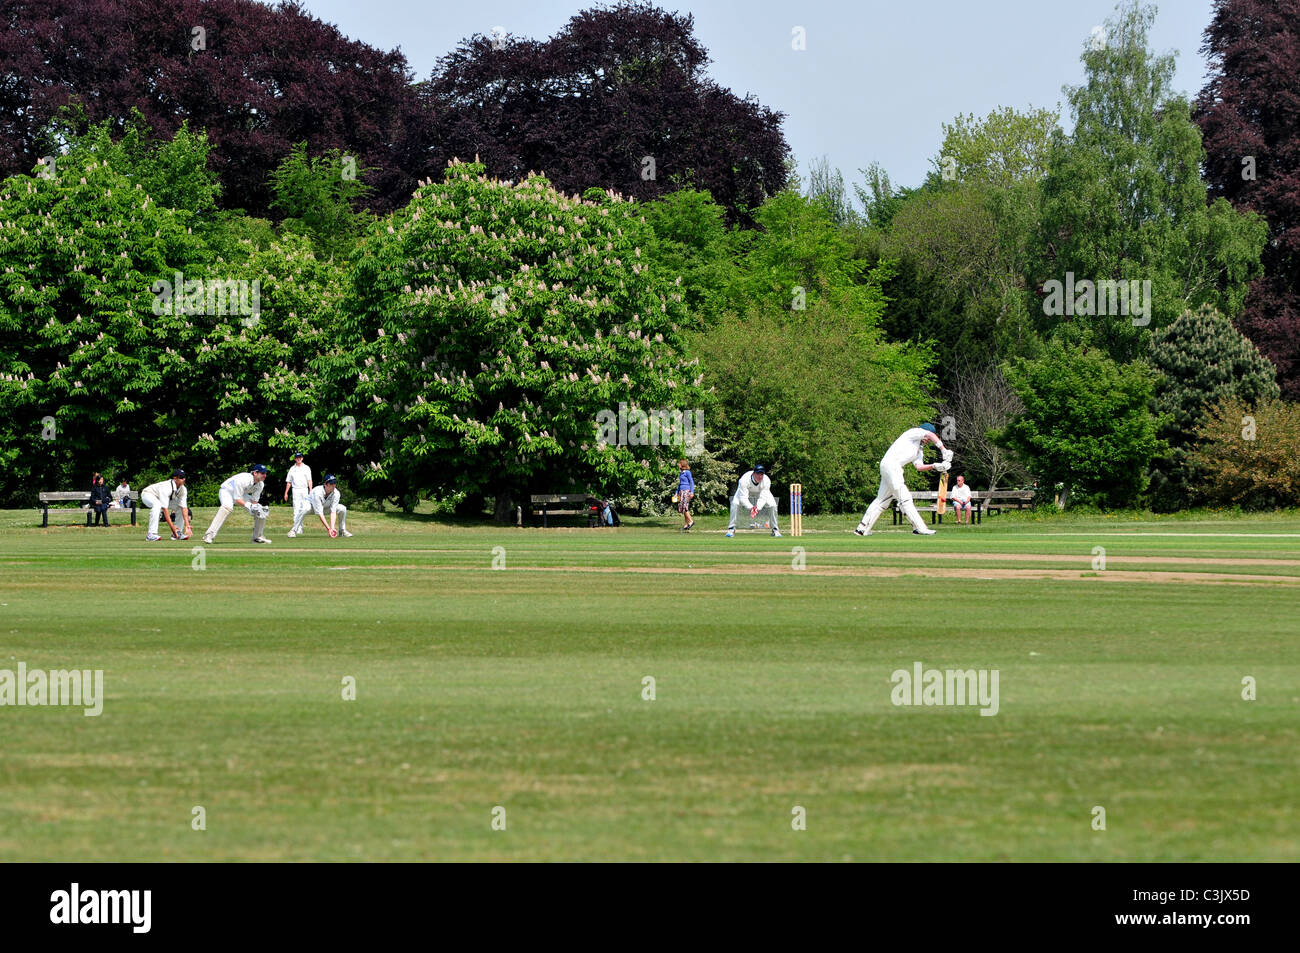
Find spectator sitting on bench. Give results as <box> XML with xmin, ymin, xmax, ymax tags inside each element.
<box><xmin>115</xmin><ymin>474</ymin><xmax>131</xmax><ymax>509</ymax></box>
<box><xmin>89</xmin><ymin>472</ymin><xmax>112</xmax><ymax>526</ymax></box>
<box><xmin>596</xmin><ymin>497</ymin><xmax>618</xmax><ymax>527</ymax></box>
<box><xmin>949</xmin><ymin>475</ymin><xmax>973</xmax><ymax>524</ymax></box>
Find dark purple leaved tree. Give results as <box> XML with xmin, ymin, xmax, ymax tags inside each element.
<box><xmin>421</xmin><ymin>2</ymin><xmax>789</xmax><ymax>221</ymax></box>
<box><xmin>1195</xmin><ymin>0</ymin><xmax>1300</xmax><ymax>397</ymax></box>
<box><xmin>0</xmin><ymin>0</ymin><xmax>420</xmax><ymax>215</ymax></box>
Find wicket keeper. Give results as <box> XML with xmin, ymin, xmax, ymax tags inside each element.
<box><xmin>202</xmin><ymin>465</ymin><xmax>272</xmax><ymax>544</ymax></box>
<box><xmin>726</xmin><ymin>465</ymin><xmax>781</xmax><ymax>538</ymax></box>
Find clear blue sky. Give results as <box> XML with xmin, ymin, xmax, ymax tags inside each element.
<box><xmin>288</xmin><ymin>0</ymin><xmax>1216</xmax><ymax>194</ymax></box>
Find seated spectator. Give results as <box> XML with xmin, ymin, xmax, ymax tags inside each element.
<box><xmin>949</xmin><ymin>475</ymin><xmax>973</xmax><ymax>524</ymax></box>
<box><xmin>115</xmin><ymin>475</ymin><xmax>131</xmax><ymax>509</ymax></box>
<box><xmin>89</xmin><ymin>472</ymin><xmax>112</xmax><ymax>527</ymax></box>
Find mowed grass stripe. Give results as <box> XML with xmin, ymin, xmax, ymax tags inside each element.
<box><xmin>1</xmin><ymin>511</ymin><xmax>1297</xmax><ymax>860</ymax></box>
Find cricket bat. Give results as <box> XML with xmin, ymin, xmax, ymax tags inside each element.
<box><xmin>937</xmin><ymin>471</ymin><xmax>949</xmax><ymax>515</ymax></box>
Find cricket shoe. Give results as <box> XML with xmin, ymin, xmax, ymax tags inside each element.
<box><xmin>202</xmin><ymin>535</ymin><xmax>214</xmax><ymax>545</ymax></box>
<box><xmin>252</xmin><ymin>537</ymin><xmax>272</xmax><ymax>544</ymax></box>
<box><xmin>913</xmin><ymin>528</ymin><xmax>936</xmax><ymax>536</ymax></box>
<box><xmin>854</xmin><ymin>524</ymin><xmax>871</xmax><ymax>536</ymax></box>
<box><xmin>725</xmin><ymin>530</ymin><xmax>735</xmax><ymax>538</ymax></box>
<box><xmin>286</xmin><ymin>530</ymin><xmax>296</xmax><ymax>538</ymax></box>
<box><xmin>771</xmin><ymin>529</ymin><xmax>781</xmax><ymax>538</ymax></box>
<box><xmin>145</xmin><ymin>534</ymin><xmax>163</xmax><ymax>542</ymax></box>
<box><xmin>341</xmin><ymin>530</ymin><xmax>354</xmax><ymax>537</ymax></box>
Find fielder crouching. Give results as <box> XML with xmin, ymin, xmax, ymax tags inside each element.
<box><xmin>202</xmin><ymin>464</ymin><xmax>272</xmax><ymax>544</ymax></box>
<box><xmin>141</xmin><ymin>469</ymin><xmax>191</xmax><ymax>541</ymax></box>
<box><xmin>726</xmin><ymin>464</ymin><xmax>781</xmax><ymax>538</ymax></box>
<box><xmin>307</xmin><ymin>474</ymin><xmax>352</xmax><ymax>538</ymax></box>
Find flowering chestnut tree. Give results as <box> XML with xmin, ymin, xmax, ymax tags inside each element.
<box><xmin>324</xmin><ymin>159</ymin><xmax>707</xmax><ymax>518</ymax></box>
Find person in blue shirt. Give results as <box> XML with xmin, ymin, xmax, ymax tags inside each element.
<box><xmin>675</xmin><ymin>458</ymin><xmax>696</xmax><ymax>532</ymax></box>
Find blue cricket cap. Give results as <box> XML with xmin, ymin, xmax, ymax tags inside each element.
<box><xmin>920</xmin><ymin>423</ymin><xmax>937</xmax><ymax>434</ymax></box>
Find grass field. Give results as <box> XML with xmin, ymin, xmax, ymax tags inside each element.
<box><xmin>2</xmin><ymin>505</ymin><xmax>1297</xmax><ymax>861</ymax></box>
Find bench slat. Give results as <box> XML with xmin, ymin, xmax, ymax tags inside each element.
<box><xmin>40</xmin><ymin>490</ymin><xmax>140</xmax><ymax>501</ymax></box>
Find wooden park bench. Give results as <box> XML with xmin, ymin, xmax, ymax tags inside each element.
<box><xmin>891</xmin><ymin>488</ymin><xmax>1035</xmax><ymax>525</ymax></box>
<box><xmin>530</xmin><ymin>493</ymin><xmax>603</xmax><ymax>527</ymax></box>
<box><xmin>978</xmin><ymin>489</ymin><xmax>1035</xmax><ymax>516</ymax></box>
<box><xmin>38</xmin><ymin>490</ymin><xmax>139</xmax><ymax>527</ymax></box>
<box><xmin>891</xmin><ymin>490</ymin><xmax>980</xmax><ymax>526</ymax></box>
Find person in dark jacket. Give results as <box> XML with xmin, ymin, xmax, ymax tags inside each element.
<box><xmin>89</xmin><ymin>472</ymin><xmax>112</xmax><ymax>526</ymax></box>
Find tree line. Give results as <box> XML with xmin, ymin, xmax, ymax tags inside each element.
<box><xmin>1</xmin><ymin>0</ymin><xmax>1297</xmax><ymax>515</ymax></box>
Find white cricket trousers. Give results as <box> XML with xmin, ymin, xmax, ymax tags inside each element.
<box><xmin>204</xmin><ymin>489</ymin><xmax>266</xmax><ymax>541</ymax></box>
<box><xmin>861</xmin><ymin>461</ymin><xmax>928</xmax><ymax>533</ymax></box>
<box><xmin>727</xmin><ymin>496</ymin><xmax>779</xmax><ymax>532</ymax></box>
<box><xmin>141</xmin><ymin>490</ymin><xmax>166</xmax><ymax>537</ymax></box>
<box><xmin>288</xmin><ymin>491</ymin><xmax>308</xmax><ymax>535</ymax></box>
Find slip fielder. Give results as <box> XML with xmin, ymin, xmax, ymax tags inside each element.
<box><xmin>305</xmin><ymin>475</ymin><xmax>352</xmax><ymax>538</ymax></box>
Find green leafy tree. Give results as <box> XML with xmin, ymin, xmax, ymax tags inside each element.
<box><xmin>693</xmin><ymin>297</ymin><xmax>934</xmax><ymax>513</ymax></box>
<box><xmin>639</xmin><ymin>188</ymin><xmax>729</xmax><ymax>323</ymax></box>
<box><xmin>929</xmin><ymin>105</ymin><xmax>1060</xmax><ymax>190</ymax></box>
<box><xmin>269</xmin><ymin>143</ymin><xmax>375</xmax><ymax>260</ymax></box>
<box><xmin>715</xmin><ymin>190</ymin><xmax>891</xmax><ymax>325</ymax></box>
<box><xmin>644</xmin><ymin>187</ymin><xmax>892</xmax><ymax>329</ymax></box>
<box><xmin>997</xmin><ymin>336</ymin><xmax>1167</xmax><ymax>506</ymax></box>
<box><xmin>854</xmin><ymin>161</ymin><xmax>915</xmax><ymax>229</ymax></box>
<box><xmin>878</xmin><ymin>182</ymin><xmax>1040</xmax><ymax>384</ymax></box>
<box><xmin>804</xmin><ymin>155</ymin><xmax>861</xmax><ymax>227</ymax></box>
<box><xmin>323</xmin><ymin>160</ymin><xmax>707</xmax><ymax>520</ymax></box>
<box><xmin>1034</xmin><ymin>1</ymin><xmax>1267</xmax><ymax>362</ymax></box>
<box><xmin>113</xmin><ymin>116</ymin><xmax>221</xmax><ymax>220</ymax></box>
<box><xmin>191</xmin><ymin>232</ymin><xmax>348</xmax><ymax>471</ymax></box>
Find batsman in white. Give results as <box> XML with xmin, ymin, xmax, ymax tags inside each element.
<box><xmin>141</xmin><ymin>469</ymin><xmax>191</xmax><ymax>541</ymax></box>
<box><xmin>305</xmin><ymin>475</ymin><xmax>353</xmax><ymax>538</ymax></box>
<box><xmin>202</xmin><ymin>464</ymin><xmax>272</xmax><ymax>544</ymax></box>
<box><xmin>284</xmin><ymin>451</ymin><xmax>313</xmax><ymax>538</ymax></box>
<box><xmin>726</xmin><ymin>465</ymin><xmax>781</xmax><ymax>538</ymax></box>
<box><xmin>855</xmin><ymin>423</ymin><xmax>952</xmax><ymax>536</ymax></box>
